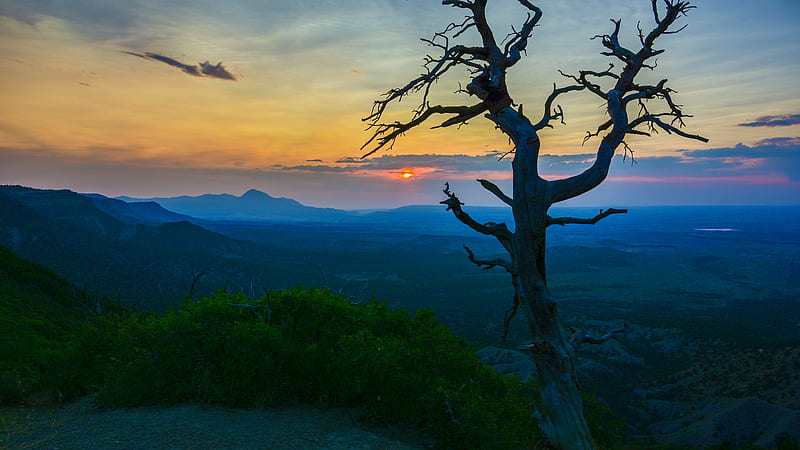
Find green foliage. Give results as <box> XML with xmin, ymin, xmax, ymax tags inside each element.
<box><xmin>95</xmin><ymin>288</ymin><xmax>544</xmax><ymax>448</ymax></box>
<box><xmin>0</xmin><ymin>242</ymin><xmax>613</xmax><ymax>448</ymax></box>
<box><xmin>0</xmin><ymin>245</ymin><xmax>125</xmax><ymax>404</ymax></box>
<box><xmin>582</xmin><ymin>391</ymin><xmax>627</xmax><ymax>448</ymax></box>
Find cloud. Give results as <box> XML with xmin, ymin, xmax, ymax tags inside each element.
<box><xmin>753</xmin><ymin>137</ymin><xmax>800</xmax><ymax>147</ymax></box>
<box><xmin>680</xmin><ymin>139</ymin><xmax>800</xmax><ymax>159</ymax></box>
<box><xmin>122</xmin><ymin>51</ymin><xmax>237</xmax><ymax>81</ymax></box>
<box><xmin>738</xmin><ymin>114</ymin><xmax>800</xmax><ymax>127</ymax></box>
<box><xmin>198</xmin><ymin>61</ymin><xmax>237</xmax><ymax>80</ymax></box>
<box><xmin>621</xmin><ymin>139</ymin><xmax>800</xmax><ymax>182</ymax></box>
<box><xmin>530</xmin><ymin>139</ymin><xmax>800</xmax><ymax>184</ymax></box>
<box><xmin>281</xmin><ymin>145</ymin><xmax>799</xmax><ymax>184</ymax></box>
<box><xmin>281</xmin><ymin>165</ymin><xmax>359</xmax><ymax>173</ymax></box>
<box><xmin>278</xmin><ymin>153</ymin><xmax>515</xmax><ymax>179</ymax></box>
<box><xmin>333</xmin><ymin>153</ymin><xmax>511</xmax><ymax>172</ymax></box>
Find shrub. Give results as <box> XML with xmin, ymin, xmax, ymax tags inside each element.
<box><xmin>96</xmin><ymin>288</ymin><xmax>544</xmax><ymax>448</ymax></box>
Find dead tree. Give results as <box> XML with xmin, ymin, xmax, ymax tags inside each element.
<box><xmin>362</xmin><ymin>1</ymin><xmax>706</xmax><ymax>448</ymax></box>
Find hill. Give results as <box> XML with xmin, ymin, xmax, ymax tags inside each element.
<box><xmin>0</xmin><ymin>244</ymin><xmax>103</xmax><ymax>404</ymax></box>
<box><xmin>0</xmin><ymin>186</ymin><xmax>311</xmax><ymax>310</ymax></box>
<box><xmin>119</xmin><ymin>189</ymin><xmax>352</xmax><ymax>222</ymax></box>
<box><xmin>83</xmin><ymin>193</ymin><xmax>195</xmax><ymax>225</ymax></box>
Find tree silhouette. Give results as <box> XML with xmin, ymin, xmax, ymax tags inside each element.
<box><xmin>362</xmin><ymin>1</ymin><xmax>706</xmax><ymax>448</ymax></box>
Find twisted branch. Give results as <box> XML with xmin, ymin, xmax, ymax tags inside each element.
<box><xmin>441</xmin><ymin>183</ymin><xmax>513</xmax><ymax>250</ymax></box>
<box><xmin>477</xmin><ymin>178</ymin><xmax>513</xmax><ymax>206</ymax></box>
<box><xmin>533</xmin><ymin>83</ymin><xmax>585</xmax><ymax>130</ymax></box>
<box><xmin>547</xmin><ymin>208</ymin><xmax>628</xmax><ymax>226</ymax></box>
<box><xmin>463</xmin><ymin>245</ymin><xmax>514</xmax><ymax>273</ymax></box>
<box><xmin>569</xmin><ymin>324</ymin><xmax>627</xmax><ymax>350</ymax></box>
<box><xmin>551</xmin><ymin>0</ymin><xmax>705</xmax><ymax>204</ymax></box>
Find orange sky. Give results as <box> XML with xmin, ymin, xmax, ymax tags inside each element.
<box><xmin>1</xmin><ymin>1</ymin><xmax>799</xmax><ymax>208</ymax></box>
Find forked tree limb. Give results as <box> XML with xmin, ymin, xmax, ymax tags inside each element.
<box><xmin>547</xmin><ymin>208</ymin><xmax>628</xmax><ymax>226</ymax></box>
<box><xmin>550</xmin><ymin>1</ymin><xmax>705</xmax><ymax>205</ymax></box>
<box><xmin>441</xmin><ymin>183</ymin><xmax>514</xmax><ymax>255</ymax></box>
<box><xmin>569</xmin><ymin>325</ymin><xmax>627</xmax><ymax>350</ymax></box>
<box><xmin>477</xmin><ymin>178</ymin><xmax>513</xmax><ymax>206</ymax></box>
<box><xmin>504</xmin><ymin>0</ymin><xmax>543</xmax><ymax>67</ymax></box>
<box><xmin>361</xmin><ymin>104</ymin><xmax>487</xmax><ymax>157</ymax></box>
<box><xmin>463</xmin><ymin>245</ymin><xmax>515</xmax><ymax>273</ymax></box>
<box><xmin>628</xmin><ymin>114</ymin><xmax>709</xmax><ymax>142</ymax></box>
<box><xmin>533</xmin><ymin>84</ymin><xmax>585</xmax><ymax>130</ymax></box>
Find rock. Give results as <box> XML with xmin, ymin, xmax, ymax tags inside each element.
<box><xmin>476</xmin><ymin>346</ymin><xmax>537</xmax><ymax>382</ymax></box>
<box><xmin>649</xmin><ymin>397</ymin><xmax>800</xmax><ymax>448</ymax></box>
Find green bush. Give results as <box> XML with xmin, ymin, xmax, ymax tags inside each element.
<box><xmin>0</xmin><ymin>245</ymin><xmax>122</xmax><ymax>404</ymax></box>
<box><xmin>95</xmin><ymin>288</ymin><xmax>544</xmax><ymax>448</ymax></box>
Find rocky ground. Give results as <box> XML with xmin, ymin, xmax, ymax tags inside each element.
<box><xmin>476</xmin><ymin>322</ymin><xmax>800</xmax><ymax>449</ymax></box>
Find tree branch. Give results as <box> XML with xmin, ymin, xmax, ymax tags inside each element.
<box><xmin>477</xmin><ymin>178</ymin><xmax>513</xmax><ymax>206</ymax></box>
<box><xmin>552</xmin><ymin>1</ymin><xmax>703</xmax><ymax>204</ymax></box>
<box><xmin>558</xmin><ymin>68</ymin><xmax>614</xmax><ymax>101</ymax></box>
<box><xmin>569</xmin><ymin>324</ymin><xmax>626</xmax><ymax>350</ymax></box>
<box><xmin>441</xmin><ymin>183</ymin><xmax>513</xmax><ymax>240</ymax></box>
<box><xmin>533</xmin><ymin>83</ymin><xmax>585</xmax><ymax>130</ymax></box>
<box><xmin>592</xmin><ymin>19</ymin><xmax>636</xmax><ymax>64</ymax></box>
<box><xmin>627</xmin><ymin>113</ymin><xmax>708</xmax><ymax>142</ymax></box>
<box><xmin>547</xmin><ymin>208</ymin><xmax>627</xmax><ymax>226</ymax></box>
<box><xmin>362</xmin><ymin>103</ymin><xmax>486</xmax><ymax>157</ymax></box>
<box><xmin>463</xmin><ymin>245</ymin><xmax>515</xmax><ymax>273</ymax></box>
<box><xmin>504</xmin><ymin>1</ymin><xmax>543</xmax><ymax>67</ymax></box>
<box><xmin>441</xmin><ymin>183</ymin><xmax>514</xmax><ymax>256</ymax></box>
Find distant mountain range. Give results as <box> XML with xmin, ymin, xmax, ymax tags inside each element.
<box><xmin>118</xmin><ymin>189</ymin><xmax>353</xmax><ymax>222</ymax></box>
<box><xmin>115</xmin><ymin>188</ymin><xmax>520</xmax><ymax>234</ymax></box>
<box><xmin>84</xmin><ymin>193</ymin><xmax>194</xmax><ymax>225</ymax></box>
<box><xmin>0</xmin><ymin>185</ymin><xmax>313</xmax><ymax>310</ymax></box>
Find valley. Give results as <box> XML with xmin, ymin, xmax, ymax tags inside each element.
<box><xmin>2</xmin><ymin>185</ymin><xmax>799</xmax><ymax>448</ymax></box>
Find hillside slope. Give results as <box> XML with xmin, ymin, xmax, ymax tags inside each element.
<box><xmin>0</xmin><ymin>186</ymin><xmax>309</xmax><ymax>310</ymax></box>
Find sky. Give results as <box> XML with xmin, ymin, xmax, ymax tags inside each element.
<box><xmin>0</xmin><ymin>0</ymin><xmax>799</xmax><ymax>209</ymax></box>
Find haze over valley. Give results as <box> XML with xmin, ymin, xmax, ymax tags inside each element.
<box><xmin>2</xmin><ymin>184</ymin><xmax>799</xmax><ymax>447</ymax></box>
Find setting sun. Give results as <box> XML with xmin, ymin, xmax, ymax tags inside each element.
<box><xmin>400</xmin><ymin>169</ymin><xmax>414</xmax><ymax>180</ymax></box>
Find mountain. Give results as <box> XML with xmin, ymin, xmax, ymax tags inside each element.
<box><xmin>0</xmin><ymin>185</ymin><xmax>130</xmax><ymax>237</ymax></box>
<box><xmin>0</xmin><ymin>186</ymin><xmax>312</xmax><ymax>310</ymax></box>
<box><xmin>118</xmin><ymin>189</ymin><xmax>352</xmax><ymax>222</ymax></box>
<box><xmin>83</xmin><ymin>193</ymin><xmax>194</xmax><ymax>225</ymax></box>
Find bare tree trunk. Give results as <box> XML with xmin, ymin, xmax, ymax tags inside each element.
<box><xmin>517</xmin><ymin>268</ymin><xmax>594</xmax><ymax>448</ymax></box>
<box><xmin>512</xmin><ymin>135</ymin><xmax>595</xmax><ymax>449</ymax></box>
<box><xmin>361</xmin><ymin>2</ymin><xmax>705</xmax><ymax>447</ymax></box>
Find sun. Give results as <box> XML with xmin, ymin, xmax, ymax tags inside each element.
<box><xmin>400</xmin><ymin>169</ymin><xmax>414</xmax><ymax>180</ymax></box>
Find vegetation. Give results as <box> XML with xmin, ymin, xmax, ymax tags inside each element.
<box><xmin>0</xmin><ymin>245</ymin><xmax>118</xmax><ymax>404</ymax></box>
<box><xmin>1</xmin><ymin>246</ymin><xmax>549</xmax><ymax>448</ymax></box>
<box><xmin>3</xmin><ymin>239</ymin><xmax>798</xmax><ymax>449</ymax></box>
<box><xmin>93</xmin><ymin>288</ymin><xmax>546</xmax><ymax>448</ymax></box>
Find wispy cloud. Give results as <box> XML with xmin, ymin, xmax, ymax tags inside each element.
<box><xmin>738</xmin><ymin>114</ymin><xmax>800</xmax><ymax>127</ymax></box>
<box><xmin>623</xmin><ymin>138</ymin><xmax>800</xmax><ymax>182</ymax></box>
<box><xmin>122</xmin><ymin>51</ymin><xmax>237</xmax><ymax>80</ymax></box>
<box><xmin>281</xmin><ymin>141</ymin><xmax>800</xmax><ymax>184</ymax></box>
<box><xmin>280</xmin><ymin>153</ymin><xmax>510</xmax><ymax>175</ymax></box>
<box><xmin>753</xmin><ymin>137</ymin><xmax>800</xmax><ymax>147</ymax></box>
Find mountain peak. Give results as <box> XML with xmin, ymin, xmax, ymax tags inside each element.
<box><xmin>241</xmin><ymin>189</ymin><xmax>273</xmax><ymax>199</ymax></box>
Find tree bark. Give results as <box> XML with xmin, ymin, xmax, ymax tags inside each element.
<box><xmin>505</xmin><ymin>110</ymin><xmax>595</xmax><ymax>449</ymax></box>
<box><xmin>362</xmin><ymin>2</ymin><xmax>705</xmax><ymax>448</ymax></box>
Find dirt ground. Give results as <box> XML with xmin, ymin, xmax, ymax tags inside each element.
<box><xmin>0</xmin><ymin>398</ymin><xmax>435</xmax><ymax>449</ymax></box>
